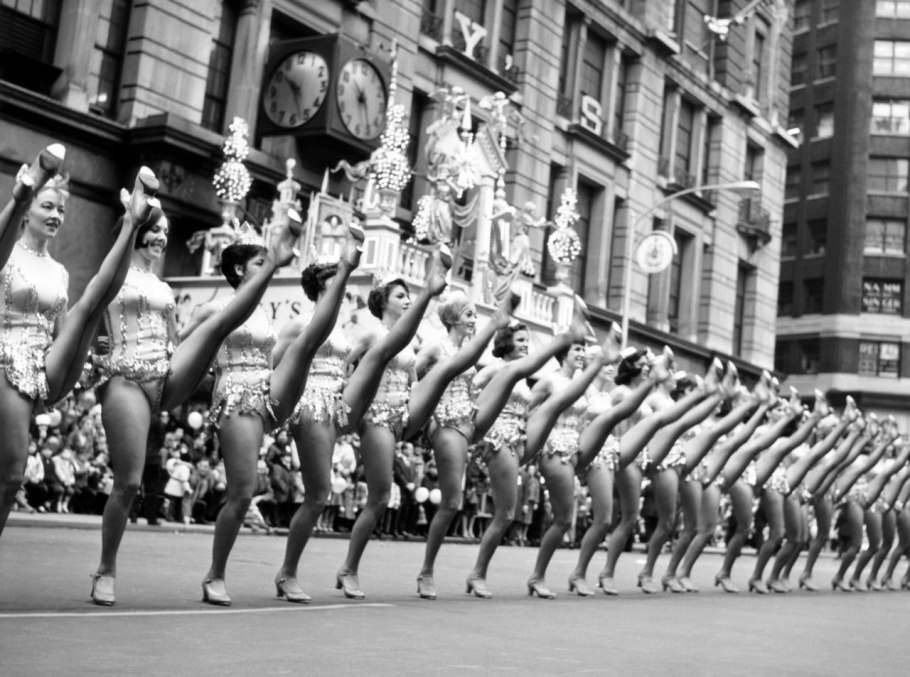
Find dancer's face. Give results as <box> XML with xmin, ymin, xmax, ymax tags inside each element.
<box><xmin>453</xmin><ymin>304</ymin><xmax>477</xmax><ymax>337</ymax></box>
<box><xmin>599</xmin><ymin>364</ymin><xmax>616</xmax><ymax>383</ymax></box>
<box><xmin>25</xmin><ymin>187</ymin><xmax>66</xmax><ymax>241</ymax></box>
<box><xmin>507</xmin><ymin>329</ymin><xmax>530</xmax><ymax>359</ymax></box>
<box><xmin>384</xmin><ymin>283</ymin><xmax>410</xmax><ymax>319</ymax></box>
<box><xmin>237</xmin><ymin>250</ymin><xmax>267</xmax><ymax>285</ymax></box>
<box><xmin>138</xmin><ymin>215</ymin><xmax>169</xmax><ymax>262</ymax></box>
<box><xmin>566</xmin><ymin>343</ymin><xmax>585</xmax><ymax>369</ymax></box>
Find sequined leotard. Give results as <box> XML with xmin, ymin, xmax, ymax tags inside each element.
<box><xmin>432</xmin><ymin>336</ymin><xmax>477</xmax><ymax>432</ymax></box>
<box><xmin>361</xmin><ymin>329</ymin><xmax>415</xmax><ymax>437</ymax></box>
<box><xmin>0</xmin><ymin>241</ymin><xmax>68</xmax><ymax>402</ymax></box>
<box><xmin>211</xmin><ymin>304</ymin><xmax>276</xmax><ymax>425</ymax></box>
<box><xmin>293</xmin><ymin>322</ymin><xmax>350</xmax><ymax>426</ymax></box>
<box><xmin>482</xmin><ymin>361</ymin><xmax>531</xmax><ymax>461</ymax></box>
<box><xmin>542</xmin><ymin>373</ymin><xmax>586</xmax><ymax>465</ymax></box>
<box><xmin>96</xmin><ymin>266</ymin><xmax>175</xmax><ymax>408</ymax></box>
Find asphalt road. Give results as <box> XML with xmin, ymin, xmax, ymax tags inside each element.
<box><xmin>1</xmin><ymin>523</ymin><xmax>906</xmax><ymax>676</ymax></box>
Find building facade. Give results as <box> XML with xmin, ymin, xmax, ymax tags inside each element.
<box><xmin>0</xmin><ymin>0</ymin><xmax>792</xmax><ymax>376</ymax></box>
<box><xmin>777</xmin><ymin>0</ymin><xmax>910</xmax><ymax>422</ymax></box>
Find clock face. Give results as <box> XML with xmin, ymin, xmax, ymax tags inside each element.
<box><xmin>263</xmin><ymin>51</ymin><xmax>329</xmax><ymax>128</ymax></box>
<box><xmin>636</xmin><ymin>232</ymin><xmax>676</xmax><ymax>274</ymax></box>
<box><xmin>336</xmin><ymin>58</ymin><xmax>387</xmax><ymax>140</ymax></box>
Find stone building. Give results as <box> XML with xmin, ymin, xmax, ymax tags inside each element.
<box><xmin>776</xmin><ymin>0</ymin><xmax>910</xmax><ymax>421</ymax></box>
<box><xmin>0</xmin><ymin>0</ymin><xmax>793</xmax><ymax>376</ymax></box>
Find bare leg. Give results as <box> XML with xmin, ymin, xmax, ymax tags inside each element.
<box><xmin>665</xmin><ymin>479</ymin><xmax>702</xmax><ymax>585</ymax></box>
<box><xmin>749</xmin><ymin>490</ymin><xmax>784</xmax><ymax>591</ymax></box>
<box><xmin>417</xmin><ymin>428</ymin><xmax>469</xmax><ymax>595</ymax></box>
<box><xmin>647</xmin><ymin>394</ymin><xmax>721</xmax><ymax>467</ymax></box>
<box><xmin>576</xmin><ymin>380</ymin><xmax>652</xmax><ymax>468</ymax></box>
<box><xmin>832</xmin><ymin>501</ymin><xmax>864</xmax><ymax>588</ymax></box>
<box><xmin>467</xmin><ymin>447</ymin><xmax>519</xmax><ymax>594</ymax></box>
<box><xmin>850</xmin><ymin>509</ymin><xmax>881</xmax><ymax>589</ymax></box>
<box><xmin>768</xmin><ymin>493</ymin><xmax>801</xmax><ymax>590</ymax></box>
<box><xmin>717</xmin><ymin>481</ymin><xmax>754</xmax><ymax>588</ymax></box>
<box><xmin>528</xmin><ymin>455</ymin><xmax>576</xmax><ymax>596</ymax></box>
<box><xmin>640</xmin><ymin>467</ymin><xmax>679</xmax><ymax>586</ymax></box>
<box><xmin>869</xmin><ymin>510</ymin><xmax>896</xmax><ymax>586</ymax></box>
<box><xmin>680</xmin><ymin>483</ymin><xmax>721</xmax><ymax>580</ymax></box>
<box><xmin>800</xmin><ymin>496</ymin><xmax>832</xmax><ymax>588</ymax></box>
<box><xmin>569</xmin><ymin>463</ymin><xmax>614</xmax><ymax>591</ymax></box>
<box><xmin>882</xmin><ymin>510</ymin><xmax>910</xmax><ymax>584</ymax></box>
<box><xmin>278</xmin><ymin>418</ymin><xmax>336</xmax><ymax>596</ymax></box>
<box><xmin>0</xmin><ymin>380</ymin><xmax>35</xmax><ymax>536</ymax></box>
<box><xmin>205</xmin><ymin>413</ymin><xmax>263</xmax><ymax>586</ymax></box>
<box><xmin>337</xmin><ymin>424</ymin><xmax>395</xmax><ymax>595</ymax></box>
<box><xmin>599</xmin><ymin>462</ymin><xmax>643</xmax><ymax>593</ymax></box>
<box><xmin>781</xmin><ymin>504</ymin><xmax>809</xmax><ymax>583</ymax></box>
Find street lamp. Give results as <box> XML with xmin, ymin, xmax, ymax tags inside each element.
<box><xmin>619</xmin><ymin>179</ymin><xmax>761</xmax><ymax>348</ymax></box>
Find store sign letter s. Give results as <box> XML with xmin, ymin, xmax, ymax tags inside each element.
<box><xmin>454</xmin><ymin>10</ymin><xmax>487</xmax><ymax>59</ymax></box>
<box><xmin>580</xmin><ymin>95</ymin><xmax>603</xmax><ymax>135</ymax></box>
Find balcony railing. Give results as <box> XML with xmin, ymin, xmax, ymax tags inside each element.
<box><xmin>736</xmin><ymin>197</ymin><xmax>772</xmax><ymax>249</ymax></box>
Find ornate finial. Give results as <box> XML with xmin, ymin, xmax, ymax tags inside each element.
<box><xmin>213</xmin><ymin>117</ymin><xmax>252</xmax><ymax>202</ymax></box>
<box><xmin>277</xmin><ymin>158</ymin><xmax>301</xmax><ymax>205</ymax></box>
<box><xmin>372</xmin><ymin>103</ymin><xmax>411</xmax><ymax>192</ymax></box>
<box><xmin>547</xmin><ymin>187</ymin><xmax>582</xmax><ymax>264</ymax></box>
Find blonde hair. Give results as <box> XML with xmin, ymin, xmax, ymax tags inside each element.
<box><xmin>36</xmin><ymin>174</ymin><xmax>70</xmax><ymax>201</ymax></box>
<box><xmin>437</xmin><ymin>291</ymin><xmax>473</xmax><ymax>330</ymax></box>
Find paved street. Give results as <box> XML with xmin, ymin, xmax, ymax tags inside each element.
<box><xmin>1</xmin><ymin>521</ymin><xmax>906</xmax><ymax>676</ymax></box>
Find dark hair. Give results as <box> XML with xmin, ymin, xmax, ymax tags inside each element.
<box><xmin>300</xmin><ymin>262</ymin><xmax>339</xmax><ymax>302</ymax></box>
<box><xmin>615</xmin><ymin>349</ymin><xmax>647</xmax><ymax>386</ymax></box>
<box><xmin>492</xmin><ymin>322</ymin><xmax>528</xmax><ymax>358</ymax></box>
<box><xmin>554</xmin><ymin>340</ymin><xmax>585</xmax><ymax>366</ymax></box>
<box><xmin>670</xmin><ymin>376</ymin><xmax>698</xmax><ymax>401</ymax></box>
<box><xmin>367</xmin><ymin>278</ymin><xmax>408</xmax><ymax>318</ymax></box>
<box><xmin>220</xmin><ymin>243</ymin><xmax>266</xmax><ymax>288</ymax></box>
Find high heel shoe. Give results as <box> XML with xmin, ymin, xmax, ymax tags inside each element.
<box><xmin>465</xmin><ymin>576</ymin><xmax>493</xmax><ymax>599</ymax></box>
<box><xmin>90</xmin><ymin>572</ymin><xmax>115</xmax><ymax>606</ymax></box>
<box><xmin>748</xmin><ymin>578</ymin><xmax>769</xmax><ymax>594</ymax></box>
<box><xmin>13</xmin><ymin>144</ymin><xmax>66</xmax><ymax>202</ymax></box>
<box><xmin>797</xmin><ymin>573</ymin><xmax>818</xmax><ymax>592</ymax></box>
<box><xmin>831</xmin><ymin>576</ymin><xmax>852</xmax><ymax>592</ymax></box>
<box><xmin>568</xmin><ymin>575</ymin><xmax>594</xmax><ymax>597</ymax></box>
<box><xmin>597</xmin><ymin>572</ymin><xmax>619</xmax><ymax>596</ymax></box>
<box><xmin>416</xmin><ymin>574</ymin><xmax>437</xmax><ymax>600</ymax></box>
<box><xmin>767</xmin><ymin>578</ymin><xmax>788</xmax><ymax>594</ymax></box>
<box><xmin>661</xmin><ymin>575</ymin><xmax>684</xmax><ymax>593</ymax></box>
<box><xmin>678</xmin><ymin>576</ymin><xmax>699</xmax><ymax>593</ymax></box>
<box><xmin>714</xmin><ymin>574</ymin><xmax>739</xmax><ymax>593</ymax></box>
<box><xmin>848</xmin><ymin>578</ymin><xmax>867</xmax><ymax>592</ymax></box>
<box><xmin>637</xmin><ymin>573</ymin><xmax>659</xmax><ymax>594</ymax></box>
<box><xmin>201</xmin><ymin>578</ymin><xmax>232</xmax><ymax>606</ymax></box>
<box><xmin>274</xmin><ymin>575</ymin><xmax>311</xmax><ymax>604</ymax></box>
<box><xmin>526</xmin><ymin>577</ymin><xmax>556</xmax><ymax>599</ymax></box>
<box><xmin>867</xmin><ymin>577</ymin><xmax>884</xmax><ymax>592</ymax></box>
<box><xmin>335</xmin><ymin>571</ymin><xmax>365</xmax><ymax>600</ymax></box>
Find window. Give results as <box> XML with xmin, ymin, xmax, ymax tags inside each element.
<box><xmin>804</xmin><ymin>277</ymin><xmax>824</xmax><ymax>313</ymax></box>
<box><xmin>785</xmin><ymin>167</ymin><xmax>801</xmax><ymax>200</ymax></box>
<box><xmin>580</xmin><ymin>32</ymin><xmax>607</xmax><ymax>101</ymax></box>
<box><xmin>781</xmin><ymin>222</ymin><xmax>798</xmax><ymax>258</ymax></box>
<box><xmin>0</xmin><ymin>0</ymin><xmax>60</xmax><ymax>63</ymax></box>
<box><xmin>778</xmin><ymin>280</ymin><xmax>794</xmax><ymax>315</ymax></box>
<box><xmin>872</xmin><ymin>100</ymin><xmax>910</xmax><ymax>134</ymax></box>
<box><xmin>455</xmin><ymin>0</ymin><xmax>485</xmax><ymax>24</ymax></box>
<box><xmin>874</xmin><ymin>40</ymin><xmax>910</xmax><ymax>76</ymax></box>
<box><xmin>859</xmin><ymin>341</ymin><xmax>900</xmax><ymax>377</ymax></box>
<box><xmin>799</xmin><ymin>339</ymin><xmax>821</xmax><ymax>374</ymax></box>
<box><xmin>878</xmin><ymin>1</ymin><xmax>910</xmax><ymax>18</ymax></box>
<box><xmin>87</xmin><ymin>0</ymin><xmax>131</xmax><ymax>117</ymax></box>
<box><xmin>680</xmin><ymin>0</ymin><xmax>712</xmax><ymax>74</ymax></box>
<box><xmin>862</xmin><ymin>278</ymin><xmax>903</xmax><ymax>314</ymax></box>
<box><xmin>569</xmin><ymin>180</ymin><xmax>596</xmax><ymax>295</ymax></box>
<box><xmin>668</xmin><ymin>230</ymin><xmax>693</xmax><ymax>333</ymax></box>
<box><xmin>751</xmin><ymin>23</ymin><xmax>768</xmax><ymax>100</ymax></box>
<box><xmin>201</xmin><ymin>1</ymin><xmax>238</xmax><ymax>132</ymax></box>
<box><xmin>701</xmin><ymin>115</ymin><xmax>719</xmax><ymax>186</ymax></box>
<box><xmin>733</xmin><ymin>265</ymin><xmax>752</xmax><ymax>355</ymax></box>
<box><xmin>810</xmin><ymin>162</ymin><xmax>829</xmax><ymax>195</ymax></box>
<box><xmin>675</xmin><ymin>98</ymin><xmax>696</xmax><ymax>178</ymax></box>
<box><xmin>820</xmin><ymin>0</ymin><xmax>839</xmax><ymax>23</ymax></box>
<box><xmin>541</xmin><ymin>164</ymin><xmax>563</xmax><ymax>284</ymax></box>
<box><xmin>744</xmin><ymin>144</ymin><xmax>762</xmax><ymax>182</ymax></box>
<box><xmin>791</xmin><ymin>53</ymin><xmax>808</xmax><ymax>86</ymax></box>
<box><xmin>814</xmin><ymin>104</ymin><xmax>834</xmax><ymax>138</ymax></box>
<box><xmin>787</xmin><ymin>110</ymin><xmax>804</xmax><ymax>137</ymax></box>
<box><xmin>868</xmin><ymin>157</ymin><xmax>909</xmax><ymax>192</ymax></box>
<box><xmin>774</xmin><ymin>339</ymin><xmax>789</xmax><ymax>373</ymax></box>
<box><xmin>613</xmin><ymin>53</ymin><xmax>631</xmax><ymax>134</ymax></box>
<box><xmin>865</xmin><ymin>218</ymin><xmax>907</xmax><ymax>254</ymax></box>
<box><xmin>794</xmin><ymin>0</ymin><xmax>812</xmax><ymax>31</ymax></box>
<box><xmin>556</xmin><ymin>7</ymin><xmax>574</xmax><ymax>106</ymax></box>
<box><xmin>817</xmin><ymin>46</ymin><xmax>837</xmax><ymax>79</ymax></box>
<box><xmin>808</xmin><ymin>219</ymin><xmax>827</xmax><ymax>255</ymax></box>
<box><xmin>498</xmin><ymin>0</ymin><xmax>518</xmax><ymax>60</ymax></box>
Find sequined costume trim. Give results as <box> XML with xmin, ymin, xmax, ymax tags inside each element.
<box><xmin>653</xmin><ymin>445</ymin><xmax>687</xmax><ymax>474</ymax></box>
<box><xmin>870</xmin><ymin>496</ymin><xmax>890</xmax><ymax>514</ymax></box>
<box><xmin>543</xmin><ymin>425</ymin><xmax>580</xmax><ymax>465</ymax></box>
<box><xmin>586</xmin><ymin>434</ymin><xmax>619</xmax><ymax>473</ymax></box>
<box><xmin>688</xmin><ymin>459</ymin><xmax>709</xmax><ymax>485</ymax></box>
<box><xmin>847</xmin><ymin>482</ymin><xmax>869</xmax><ymax>506</ymax></box>
<box><xmin>94</xmin><ymin>357</ymin><xmax>170</xmax><ymax>410</ymax></box>
<box><xmin>764</xmin><ymin>466</ymin><xmax>790</xmax><ymax>494</ymax></box>
<box><xmin>293</xmin><ymin>382</ymin><xmax>350</xmax><ymax>427</ymax></box>
<box><xmin>362</xmin><ymin>399</ymin><xmax>409</xmax><ymax>437</ymax></box>
<box><xmin>211</xmin><ymin>369</ymin><xmax>277</xmax><ymax>427</ymax></box>
<box><xmin>743</xmin><ymin>460</ymin><xmax>758</xmax><ymax>487</ymax></box>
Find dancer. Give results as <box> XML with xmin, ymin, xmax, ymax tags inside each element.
<box><xmin>879</xmin><ymin>478</ymin><xmax>910</xmax><ymax>589</ymax></box>
<box><xmin>850</xmin><ymin>441</ymin><xmax>910</xmax><ymax>590</ymax></box>
<box><xmin>867</xmin><ymin>464</ymin><xmax>910</xmax><ymax>589</ymax></box>
<box><xmin>88</xmin><ymin>209</ymin><xmax>317</xmax><ymax>605</ymax></box>
<box><xmin>198</xmin><ymin>222</ymin><xmax>363</xmax><ymax>606</ymax></box>
<box><xmin>524</xmin><ymin>330</ymin><xmax>625</xmax><ymax>599</ymax></box>
<box><xmin>666</xmin><ymin>374</ymin><xmax>776</xmax><ymax>591</ymax></box>
<box><xmin>597</xmin><ymin>352</ymin><xmax>723</xmax><ymax>595</ymax></box>
<box><xmin>0</xmin><ymin>160</ymin><xmax>161</xmax><ymax>536</ymax></box>
<box><xmin>334</xmin><ymin>251</ymin><xmax>455</xmax><ymax>599</ymax></box>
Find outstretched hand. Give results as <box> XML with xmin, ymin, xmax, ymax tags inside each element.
<box><xmin>426</xmin><ymin>245</ymin><xmax>452</xmax><ymax>296</ymax></box>
<box><xmin>12</xmin><ymin>143</ymin><xmax>66</xmax><ymax>203</ymax></box>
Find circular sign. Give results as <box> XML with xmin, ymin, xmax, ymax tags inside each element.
<box><xmin>635</xmin><ymin>231</ymin><xmax>677</xmax><ymax>274</ymax></box>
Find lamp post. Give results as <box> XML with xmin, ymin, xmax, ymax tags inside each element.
<box><xmin>619</xmin><ymin>179</ymin><xmax>761</xmax><ymax>348</ymax></box>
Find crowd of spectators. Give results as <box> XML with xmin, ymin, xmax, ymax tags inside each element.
<box><xmin>14</xmin><ymin>385</ymin><xmax>750</xmax><ymax>553</ymax></box>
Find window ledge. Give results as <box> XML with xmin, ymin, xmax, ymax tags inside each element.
<box><xmin>732</xmin><ymin>93</ymin><xmax>761</xmax><ymax>118</ymax></box>
<box><xmin>433</xmin><ymin>45</ymin><xmax>519</xmax><ymax>95</ymax></box>
<box><xmin>775</xmin><ymin>125</ymin><xmax>800</xmax><ymax>148</ymax></box>
<box><xmin>646</xmin><ymin>29</ymin><xmax>681</xmax><ymax>55</ymax></box>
